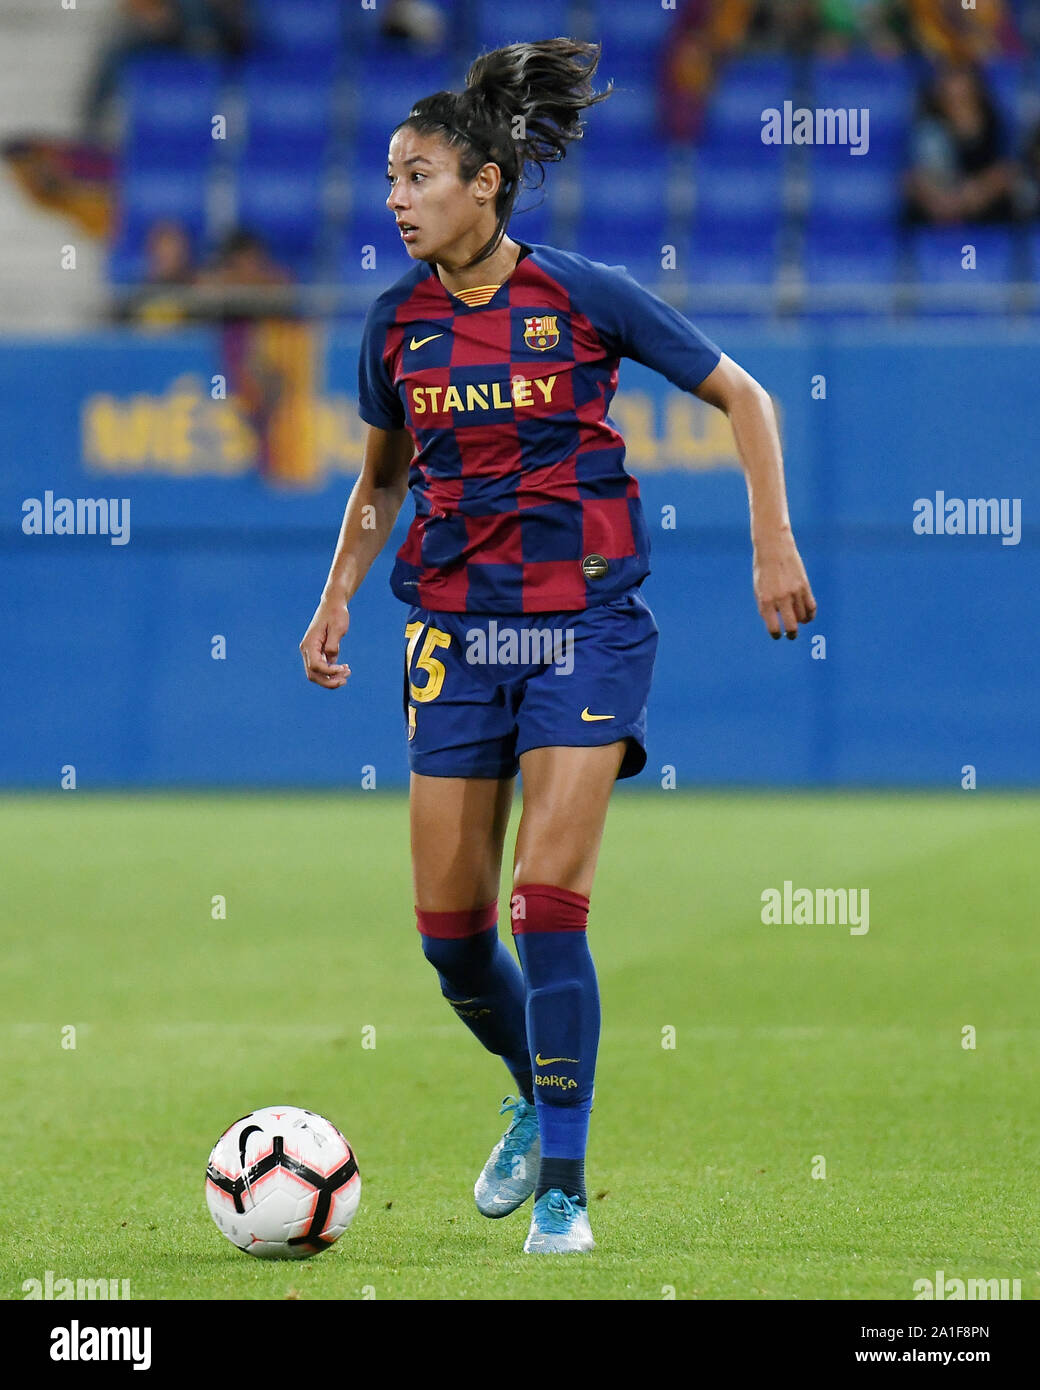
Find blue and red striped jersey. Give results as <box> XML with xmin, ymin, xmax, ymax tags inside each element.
<box><xmin>358</xmin><ymin>240</ymin><xmax>721</xmax><ymax>613</ymax></box>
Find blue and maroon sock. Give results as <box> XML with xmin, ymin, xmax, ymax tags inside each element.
<box><xmin>511</xmin><ymin>883</ymin><xmax>599</xmax><ymax>1206</ymax></box>
<box><xmin>416</xmin><ymin>902</ymin><xmax>533</xmax><ymax>1103</ymax></box>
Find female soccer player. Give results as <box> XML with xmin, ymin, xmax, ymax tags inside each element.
<box><xmin>300</xmin><ymin>38</ymin><xmax>815</xmax><ymax>1254</ymax></box>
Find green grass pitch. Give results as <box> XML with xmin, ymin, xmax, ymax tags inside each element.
<box><xmin>2</xmin><ymin>791</ymin><xmax>1037</xmax><ymax>1301</ymax></box>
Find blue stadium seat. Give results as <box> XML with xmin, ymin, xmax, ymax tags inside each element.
<box><xmin>109</xmin><ymin>164</ymin><xmax>209</xmax><ymax>284</ymax></box>
<box><xmin>573</xmin><ymin>149</ymin><xmax>673</xmax><ymax>260</ymax></box>
<box><xmin>807</xmin><ymin>134</ymin><xmax>907</xmax><ymax>171</ymax></box>
<box><xmin>562</xmin><ymin>151</ymin><xmax>671</xmax><ymax>278</ymax></box>
<box><xmin>241</xmin><ymin>57</ymin><xmax>339</xmax><ymax>162</ymax></box>
<box><xmin>981</xmin><ymin>58</ymin><xmax>1025</xmax><ymax>152</ymax></box>
<box><xmin>347</xmin><ymin>149</ymin><xmax>391</xmax><ymax>221</ymax></box>
<box><xmin>574</xmin><ymin>142</ymin><xmax>672</xmax><ymax>191</ymax></box>
<box><xmin>692</xmin><ymin>149</ymin><xmax>785</xmax><ymax>232</ymax></box>
<box><xmin>911</xmin><ymin>226</ymin><xmax>1014</xmax><ymax>284</ymax></box>
<box><xmin>107</xmin><ymin>242</ymin><xmax>148</xmax><ymax>287</ymax></box>
<box><xmin>596</xmin><ymin>42</ymin><xmax>666</xmax><ymax>88</ymax></box>
<box><xmin>579</xmin><ymin>241</ymin><xmax>672</xmax><ymax>285</ymax></box>
<box><xmin>698</xmin><ymin>121</ymin><xmax>790</xmax><ymax>168</ymax></box>
<box><xmin>701</xmin><ymin>57</ymin><xmax>797</xmax><ymax>154</ymax></box>
<box><xmin>509</xmin><ymin>188</ymin><xmax>555</xmax><ymax>246</ymax></box>
<box><xmin>806</xmin><ymin>162</ymin><xmax>900</xmax><ymax>234</ymax></box>
<box><xmin>579</xmin><ymin>82</ymin><xmax>659</xmax><ymax>149</ymax></box>
<box><xmin>685</xmin><ymin>227</ymin><xmax>780</xmax><ymax>285</ymax></box>
<box><xmin>810</xmin><ymin>58</ymin><xmax>913</xmax><ymax>163</ymax></box>
<box><xmin>570</xmin><ymin>229</ymin><xmax>672</xmax><ymax>285</ymax></box>
<box><xmin>234</xmin><ymin>162</ymin><xmax>325</xmax><ymax>274</ymax></box>
<box><xmin>353</xmin><ymin>56</ymin><xmax>456</xmax><ymax>149</ymax></box>
<box><xmin>572</xmin><ymin>195</ymin><xmax>672</xmax><ymax>276</ymax></box>
<box><xmin>1023</xmin><ymin>228</ymin><xmax>1040</xmax><ymax>316</ymax></box>
<box><xmin>476</xmin><ymin>1</ymin><xmax>578</xmax><ymax>53</ymax></box>
<box><xmin>590</xmin><ymin>0</ymin><xmax>674</xmax><ymax>80</ymax></box>
<box><xmin>120</xmin><ymin>55</ymin><xmax>222</xmax><ymax>167</ymax></box>
<box><xmin>812</xmin><ymin>56</ymin><xmax>913</xmax><ymax>109</ymax></box>
<box><xmin>803</xmin><ymin>226</ymin><xmax>900</xmax><ymax>284</ymax></box>
<box><xmin>253</xmin><ymin>0</ymin><xmax>344</xmax><ymax>57</ymax></box>
<box><xmin>115</xmin><ymin>163</ymin><xmax>208</xmax><ymax>242</ymax></box>
<box><xmin>340</xmin><ymin>211</ymin><xmax>413</xmax><ymax>290</ymax></box>
<box><xmin>588</xmin><ymin>0</ymin><xmax>674</xmax><ymax>46</ymax></box>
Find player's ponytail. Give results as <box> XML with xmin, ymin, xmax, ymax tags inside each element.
<box><xmin>398</xmin><ymin>39</ymin><xmax>612</xmax><ymax>270</ymax></box>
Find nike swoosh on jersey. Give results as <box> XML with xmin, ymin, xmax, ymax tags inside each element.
<box><xmin>580</xmin><ymin>708</ymin><xmax>614</xmax><ymax>722</ymax></box>
<box><xmin>409</xmin><ymin>333</ymin><xmax>444</xmax><ymax>350</ymax></box>
<box><xmin>534</xmin><ymin>1053</ymin><xmax>580</xmax><ymax>1066</ymax></box>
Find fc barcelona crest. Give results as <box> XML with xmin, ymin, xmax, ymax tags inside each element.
<box><xmin>523</xmin><ymin>315</ymin><xmax>560</xmax><ymax>351</ymax></box>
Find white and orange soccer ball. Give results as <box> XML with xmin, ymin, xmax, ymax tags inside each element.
<box><xmin>205</xmin><ymin>1106</ymin><xmax>361</xmax><ymax>1259</ymax></box>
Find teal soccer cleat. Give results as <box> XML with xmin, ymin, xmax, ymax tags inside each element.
<box><xmin>474</xmin><ymin>1095</ymin><xmax>540</xmax><ymax>1218</ymax></box>
<box><xmin>522</xmin><ymin>1188</ymin><xmax>595</xmax><ymax>1253</ymax></box>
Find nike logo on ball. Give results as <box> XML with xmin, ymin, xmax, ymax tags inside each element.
<box><xmin>580</xmin><ymin>708</ymin><xmax>614</xmax><ymax>722</ymax></box>
<box><xmin>409</xmin><ymin>333</ymin><xmax>443</xmax><ymax>349</ymax></box>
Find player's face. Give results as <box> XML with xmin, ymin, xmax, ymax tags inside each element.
<box><xmin>386</xmin><ymin>127</ymin><xmax>490</xmax><ymax>263</ymax></box>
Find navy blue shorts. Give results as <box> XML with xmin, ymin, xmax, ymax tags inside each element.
<box><xmin>401</xmin><ymin>587</ymin><xmax>659</xmax><ymax>781</ymax></box>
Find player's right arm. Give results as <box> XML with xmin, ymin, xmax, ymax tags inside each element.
<box><xmin>299</xmin><ymin>424</ymin><xmax>413</xmax><ymax>688</ymax></box>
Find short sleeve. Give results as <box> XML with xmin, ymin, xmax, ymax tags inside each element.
<box><xmin>358</xmin><ymin>298</ymin><xmax>405</xmax><ymax>430</ymax></box>
<box><xmin>584</xmin><ymin>261</ymin><xmax>722</xmax><ymax>393</ymax></box>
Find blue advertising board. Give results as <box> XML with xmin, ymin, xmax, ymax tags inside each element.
<box><xmin>1</xmin><ymin>322</ymin><xmax>1036</xmax><ymax>788</ymax></box>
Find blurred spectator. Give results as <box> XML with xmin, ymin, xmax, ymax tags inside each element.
<box><xmin>114</xmin><ymin>224</ymin><xmax>319</xmax><ymax>485</ymax></box>
<box><xmin>749</xmin><ymin>1</ymin><xmax>1023</xmax><ymax>57</ymax></box>
<box><xmin>904</xmin><ymin>65</ymin><xmax>1017</xmax><ymax>223</ymax></box>
<box><xmin>179</xmin><ymin>0</ymin><xmax>248</xmax><ymax>52</ymax></box>
<box><xmin>904</xmin><ymin>0</ymin><xmax>1023</xmax><ymax>61</ymax></box>
<box><xmin>116</xmin><ymin>218</ymin><xmax>196</xmax><ymax>327</ymax></box>
<box><xmin>379</xmin><ymin>0</ymin><xmax>447</xmax><ymax>48</ymax></box>
<box><xmin>191</xmin><ymin>229</ymin><xmax>320</xmax><ymax>485</ymax></box>
<box><xmin>661</xmin><ymin>2</ymin><xmax>907</xmax><ymax>141</ymax></box>
<box><xmin>812</xmin><ymin>2</ymin><xmax>906</xmax><ymax>56</ymax></box>
<box><xmin>82</xmin><ymin>1</ymin><xmax>184</xmax><ymax>144</ymax></box>
<box><xmin>5</xmin><ymin>3</ymin><xmax>245</xmax><ymax>238</ymax></box>
<box><xmin>660</xmin><ymin>1</ymin><xmax>759</xmax><ymax>144</ymax></box>
<box><xmin>1017</xmin><ymin>117</ymin><xmax>1040</xmax><ymax>218</ymax></box>
<box><xmin>1</xmin><ymin>137</ymin><xmax>115</xmax><ymax>238</ymax></box>
<box><xmin>1008</xmin><ymin>0</ymin><xmax>1040</xmax><ymax>55</ymax></box>
<box><xmin>146</xmin><ymin>218</ymin><xmax>195</xmax><ymax>283</ymax></box>
<box><xmin>81</xmin><ymin>0</ymin><xmax>249</xmax><ymax>145</ymax></box>
<box><xmin>749</xmin><ymin>1</ymin><xmax>820</xmax><ymax>53</ymax></box>
<box><xmin>195</xmin><ymin>229</ymin><xmax>294</xmax><ymax>297</ymax></box>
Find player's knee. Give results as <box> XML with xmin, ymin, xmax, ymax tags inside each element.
<box><xmin>419</xmin><ymin>930</ymin><xmax>491</xmax><ymax>971</ymax></box>
<box><xmin>513</xmin><ymin>840</ymin><xmax>595</xmax><ymax>899</ymax></box>
<box><xmin>418</xmin><ymin>914</ymin><xmax>499</xmax><ymax>990</ymax></box>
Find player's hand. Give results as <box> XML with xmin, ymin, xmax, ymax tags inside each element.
<box><xmin>300</xmin><ymin>596</ymin><xmax>351</xmax><ymax>688</ymax></box>
<box><xmin>753</xmin><ymin>533</ymin><xmax>816</xmax><ymax>640</ymax></box>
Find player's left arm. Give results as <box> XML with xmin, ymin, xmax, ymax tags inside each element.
<box><xmin>580</xmin><ymin>259</ymin><xmax>816</xmax><ymax>638</ymax></box>
<box><xmin>694</xmin><ymin>354</ymin><xmax>817</xmax><ymax>641</ymax></box>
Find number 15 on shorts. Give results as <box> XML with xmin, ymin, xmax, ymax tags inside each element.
<box><xmin>405</xmin><ymin>620</ymin><xmax>451</xmax><ymax>703</ymax></box>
